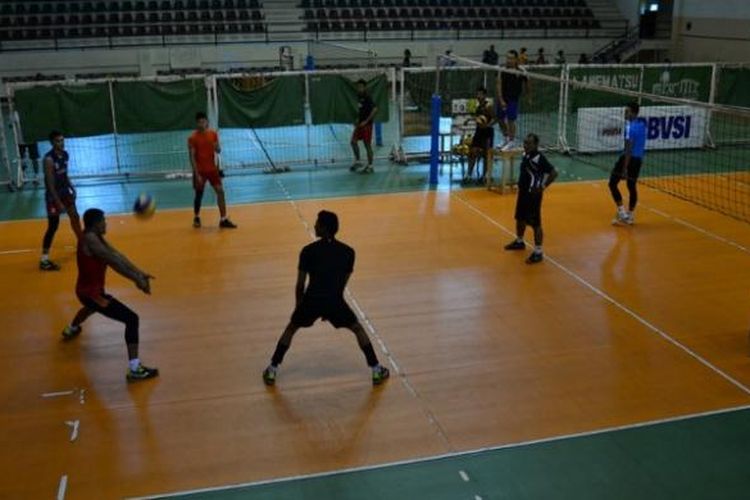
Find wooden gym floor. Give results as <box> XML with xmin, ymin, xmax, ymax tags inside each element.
<box><xmin>1</xmin><ymin>180</ymin><xmax>750</xmax><ymax>499</ymax></box>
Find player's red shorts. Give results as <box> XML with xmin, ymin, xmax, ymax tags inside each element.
<box><xmin>194</xmin><ymin>169</ymin><xmax>222</xmax><ymax>190</ymax></box>
<box><xmin>46</xmin><ymin>193</ymin><xmax>76</xmax><ymax>217</ymax></box>
<box><xmin>351</xmin><ymin>123</ymin><xmax>373</xmax><ymax>144</ymax></box>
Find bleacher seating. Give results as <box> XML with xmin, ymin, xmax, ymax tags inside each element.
<box><xmin>0</xmin><ymin>0</ymin><xmax>265</xmax><ymax>42</ymax></box>
<box><xmin>300</xmin><ymin>0</ymin><xmax>599</xmax><ymax>33</ymax></box>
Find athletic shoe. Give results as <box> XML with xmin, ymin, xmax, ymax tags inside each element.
<box><xmin>349</xmin><ymin>162</ymin><xmax>363</xmax><ymax>172</ymax></box>
<box><xmin>62</xmin><ymin>325</ymin><xmax>82</xmax><ymax>340</ymax></box>
<box><xmin>262</xmin><ymin>365</ymin><xmax>277</xmax><ymax>386</ymax></box>
<box><xmin>126</xmin><ymin>364</ymin><xmax>159</xmax><ymax>382</ymax></box>
<box><xmin>372</xmin><ymin>365</ymin><xmax>390</xmax><ymax>386</ymax></box>
<box><xmin>193</xmin><ymin>216</ymin><xmax>201</xmax><ymax>228</ymax></box>
<box><xmin>360</xmin><ymin>165</ymin><xmax>374</xmax><ymax>174</ymax></box>
<box><xmin>501</xmin><ymin>140</ymin><xmax>516</xmax><ymax>152</ymax></box>
<box><xmin>611</xmin><ymin>211</ymin><xmax>629</xmax><ymax>226</ymax></box>
<box><xmin>624</xmin><ymin>212</ymin><xmax>635</xmax><ymax>225</ymax></box>
<box><xmin>526</xmin><ymin>252</ymin><xmax>544</xmax><ymax>264</ymax></box>
<box><xmin>504</xmin><ymin>240</ymin><xmax>526</xmax><ymax>251</ymax></box>
<box><xmin>219</xmin><ymin>218</ymin><xmax>238</xmax><ymax>229</ymax></box>
<box><xmin>40</xmin><ymin>259</ymin><xmax>61</xmax><ymax>271</ymax></box>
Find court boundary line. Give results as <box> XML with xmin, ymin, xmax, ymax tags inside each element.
<box><xmin>0</xmin><ymin>176</ymin><xmax>614</xmax><ymax>226</ymax></box>
<box><xmin>129</xmin><ymin>403</ymin><xmax>750</xmax><ymax>499</ymax></box>
<box><xmin>273</xmin><ymin>178</ymin><xmax>456</xmax><ymax>453</ymax></box>
<box><xmin>453</xmin><ymin>192</ymin><xmax>750</xmax><ymax>397</ymax></box>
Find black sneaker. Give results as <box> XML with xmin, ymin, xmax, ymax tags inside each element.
<box><xmin>126</xmin><ymin>364</ymin><xmax>159</xmax><ymax>382</ymax></box>
<box><xmin>372</xmin><ymin>365</ymin><xmax>390</xmax><ymax>386</ymax></box>
<box><xmin>40</xmin><ymin>259</ymin><xmax>61</xmax><ymax>271</ymax></box>
<box><xmin>262</xmin><ymin>365</ymin><xmax>277</xmax><ymax>386</ymax></box>
<box><xmin>526</xmin><ymin>252</ymin><xmax>544</xmax><ymax>264</ymax></box>
<box><xmin>360</xmin><ymin>165</ymin><xmax>374</xmax><ymax>174</ymax></box>
<box><xmin>62</xmin><ymin>325</ymin><xmax>82</xmax><ymax>341</ymax></box>
<box><xmin>219</xmin><ymin>218</ymin><xmax>237</xmax><ymax>229</ymax></box>
<box><xmin>349</xmin><ymin>162</ymin><xmax>363</xmax><ymax>172</ymax></box>
<box><xmin>504</xmin><ymin>240</ymin><xmax>526</xmax><ymax>251</ymax></box>
<box><xmin>193</xmin><ymin>216</ymin><xmax>201</xmax><ymax>228</ymax></box>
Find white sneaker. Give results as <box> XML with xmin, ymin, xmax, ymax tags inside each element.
<box><xmin>501</xmin><ymin>139</ymin><xmax>516</xmax><ymax>152</ymax></box>
<box><xmin>624</xmin><ymin>212</ymin><xmax>635</xmax><ymax>225</ymax></box>
<box><xmin>498</xmin><ymin>137</ymin><xmax>510</xmax><ymax>150</ymax></box>
<box><xmin>612</xmin><ymin>211</ymin><xmax>629</xmax><ymax>225</ymax></box>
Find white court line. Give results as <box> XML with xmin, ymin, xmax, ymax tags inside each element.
<box><xmin>41</xmin><ymin>390</ymin><xmax>76</xmax><ymax>398</ymax></box>
<box><xmin>129</xmin><ymin>403</ymin><xmax>750</xmax><ymax>499</ymax></box>
<box><xmin>57</xmin><ymin>475</ymin><xmax>68</xmax><ymax>500</ymax></box>
<box><xmin>453</xmin><ymin>192</ymin><xmax>750</xmax><ymax>397</ymax></box>
<box><xmin>273</xmin><ymin>178</ymin><xmax>455</xmax><ymax>452</ymax></box>
<box><xmin>645</xmin><ymin>205</ymin><xmax>750</xmax><ymax>254</ymax></box>
<box><xmin>0</xmin><ymin>249</ymin><xmax>34</xmax><ymax>255</ymax></box>
<box><xmin>65</xmin><ymin>420</ymin><xmax>80</xmax><ymax>442</ymax></box>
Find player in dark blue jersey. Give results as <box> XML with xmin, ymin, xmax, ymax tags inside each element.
<box><xmin>40</xmin><ymin>131</ymin><xmax>82</xmax><ymax>271</ymax></box>
<box><xmin>503</xmin><ymin>134</ymin><xmax>558</xmax><ymax>264</ymax></box>
<box><xmin>609</xmin><ymin>102</ymin><xmax>647</xmax><ymax>225</ymax></box>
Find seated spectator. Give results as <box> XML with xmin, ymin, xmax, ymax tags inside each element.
<box><xmin>519</xmin><ymin>47</ymin><xmax>528</xmax><ymax>65</ymax></box>
<box><xmin>555</xmin><ymin>49</ymin><xmax>566</xmax><ymax>65</ymax></box>
<box><xmin>482</xmin><ymin>45</ymin><xmax>499</xmax><ymax>66</ymax></box>
<box><xmin>535</xmin><ymin>48</ymin><xmax>547</xmax><ymax>64</ymax></box>
<box><xmin>403</xmin><ymin>49</ymin><xmax>412</xmax><ymax>68</ymax></box>
<box><xmin>578</xmin><ymin>53</ymin><xmax>589</xmax><ymax>64</ymax></box>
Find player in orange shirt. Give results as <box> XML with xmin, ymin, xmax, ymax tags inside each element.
<box><xmin>188</xmin><ymin>112</ymin><xmax>237</xmax><ymax>229</ymax></box>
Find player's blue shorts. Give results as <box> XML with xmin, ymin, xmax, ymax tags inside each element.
<box><xmin>496</xmin><ymin>99</ymin><xmax>519</xmax><ymax>121</ymax></box>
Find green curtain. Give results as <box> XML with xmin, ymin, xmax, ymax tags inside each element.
<box><xmin>309</xmin><ymin>74</ymin><xmax>389</xmax><ymax>125</ymax></box>
<box><xmin>717</xmin><ymin>67</ymin><xmax>750</xmax><ymax>108</ymax></box>
<box><xmin>113</xmin><ymin>79</ymin><xmax>207</xmax><ymax>133</ymax></box>
<box><xmin>14</xmin><ymin>83</ymin><xmax>113</xmax><ymax>142</ymax></box>
<box><xmin>218</xmin><ymin>76</ymin><xmax>305</xmax><ymax>128</ymax></box>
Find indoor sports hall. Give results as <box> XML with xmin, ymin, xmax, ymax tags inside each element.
<box><xmin>1</xmin><ymin>1</ymin><xmax>749</xmax><ymax>499</ymax></box>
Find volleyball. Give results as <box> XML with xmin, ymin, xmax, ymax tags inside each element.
<box><xmin>133</xmin><ymin>193</ymin><xmax>156</xmax><ymax>219</ymax></box>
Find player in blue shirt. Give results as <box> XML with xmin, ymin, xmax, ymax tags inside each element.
<box><xmin>609</xmin><ymin>102</ymin><xmax>646</xmax><ymax>225</ymax></box>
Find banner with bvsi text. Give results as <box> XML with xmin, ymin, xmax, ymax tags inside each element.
<box><xmin>576</xmin><ymin>105</ymin><xmax>708</xmax><ymax>153</ymax></box>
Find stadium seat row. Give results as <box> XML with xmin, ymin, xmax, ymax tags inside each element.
<box><xmin>2</xmin><ymin>10</ymin><xmax>263</xmax><ymax>28</ymax></box>
<box><xmin>305</xmin><ymin>17</ymin><xmax>599</xmax><ymax>31</ymax></box>
<box><xmin>300</xmin><ymin>0</ymin><xmax>587</xmax><ymax>7</ymax></box>
<box><xmin>304</xmin><ymin>6</ymin><xmax>594</xmax><ymax>19</ymax></box>
<box><xmin>0</xmin><ymin>0</ymin><xmax>260</xmax><ymax>16</ymax></box>
<box><xmin>0</xmin><ymin>23</ymin><xmax>265</xmax><ymax>41</ymax></box>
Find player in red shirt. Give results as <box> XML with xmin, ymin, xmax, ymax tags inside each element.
<box><xmin>188</xmin><ymin>112</ymin><xmax>237</xmax><ymax>229</ymax></box>
<box><xmin>61</xmin><ymin>208</ymin><xmax>158</xmax><ymax>382</ymax></box>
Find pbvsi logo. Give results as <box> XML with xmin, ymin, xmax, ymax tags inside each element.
<box><xmin>651</xmin><ymin>71</ymin><xmax>701</xmax><ymax>100</ymax></box>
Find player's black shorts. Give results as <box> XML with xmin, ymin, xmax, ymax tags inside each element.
<box><xmin>18</xmin><ymin>143</ymin><xmax>39</xmax><ymax>160</ymax></box>
<box><xmin>515</xmin><ymin>192</ymin><xmax>543</xmax><ymax>227</ymax></box>
<box><xmin>290</xmin><ymin>296</ymin><xmax>357</xmax><ymax>329</ymax></box>
<box><xmin>611</xmin><ymin>156</ymin><xmax>643</xmax><ymax>181</ymax></box>
<box><xmin>470</xmin><ymin>127</ymin><xmax>494</xmax><ymax>149</ymax></box>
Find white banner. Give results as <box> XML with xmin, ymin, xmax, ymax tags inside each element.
<box><xmin>576</xmin><ymin>105</ymin><xmax>708</xmax><ymax>153</ymax></box>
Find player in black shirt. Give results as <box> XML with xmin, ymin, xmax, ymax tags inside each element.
<box><xmin>503</xmin><ymin>134</ymin><xmax>558</xmax><ymax>264</ymax></box>
<box><xmin>464</xmin><ymin>87</ymin><xmax>495</xmax><ymax>185</ymax></box>
<box><xmin>350</xmin><ymin>79</ymin><xmax>378</xmax><ymax>174</ymax></box>
<box><xmin>495</xmin><ymin>50</ymin><xmax>530</xmax><ymax>151</ymax></box>
<box><xmin>263</xmin><ymin>210</ymin><xmax>390</xmax><ymax>386</ymax></box>
<box><xmin>40</xmin><ymin>130</ymin><xmax>82</xmax><ymax>271</ymax></box>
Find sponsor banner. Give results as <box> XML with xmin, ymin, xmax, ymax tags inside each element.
<box><xmin>643</xmin><ymin>66</ymin><xmax>712</xmax><ymax>102</ymax></box>
<box><xmin>577</xmin><ymin>105</ymin><xmax>708</xmax><ymax>153</ymax></box>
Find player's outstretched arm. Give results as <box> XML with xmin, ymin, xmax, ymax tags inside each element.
<box><xmin>85</xmin><ymin>233</ymin><xmax>153</xmax><ymax>293</ymax></box>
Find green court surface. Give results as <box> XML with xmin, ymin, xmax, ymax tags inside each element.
<box><xmin>142</xmin><ymin>407</ymin><xmax>750</xmax><ymax>500</ymax></box>
<box><xmin>0</xmin><ymin>153</ymin><xmax>605</xmax><ymax>222</ymax></box>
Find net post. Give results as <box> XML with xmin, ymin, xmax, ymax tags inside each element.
<box><xmin>705</xmin><ymin>62</ymin><xmax>718</xmax><ymax>148</ymax></box>
<box><xmin>107</xmin><ymin>79</ymin><xmax>122</xmax><ymax>176</ymax></box>
<box><xmin>399</xmin><ymin>67</ymin><xmax>405</xmax><ymax>151</ymax></box>
<box><xmin>6</xmin><ymin>86</ymin><xmax>24</xmax><ymax>189</ymax></box>
<box><xmin>0</xmin><ymin>97</ymin><xmax>13</xmax><ymax>189</ymax></box>
<box><xmin>429</xmin><ymin>93</ymin><xmax>441</xmax><ymax>186</ymax></box>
